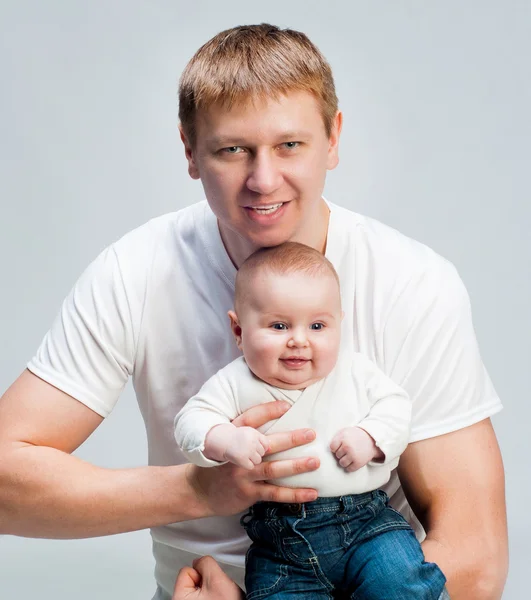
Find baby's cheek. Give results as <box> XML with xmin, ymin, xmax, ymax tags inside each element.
<box><xmin>244</xmin><ymin>339</ymin><xmax>278</xmax><ymax>373</ymax></box>
<box><xmin>318</xmin><ymin>340</ymin><xmax>341</xmax><ymax>373</ymax></box>
<box><xmin>254</xmin><ymin>335</ymin><xmax>282</xmax><ymax>355</ymax></box>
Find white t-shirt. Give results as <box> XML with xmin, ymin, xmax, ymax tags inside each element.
<box><xmin>175</xmin><ymin>354</ymin><xmax>412</xmax><ymax>496</ymax></box>
<box><xmin>27</xmin><ymin>200</ymin><xmax>502</xmax><ymax>594</ymax></box>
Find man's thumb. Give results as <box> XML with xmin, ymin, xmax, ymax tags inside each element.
<box><xmin>192</xmin><ymin>555</ymin><xmax>222</xmax><ymax>583</ymax></box>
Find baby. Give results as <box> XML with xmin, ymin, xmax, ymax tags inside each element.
<box><xmin>175</xmin><ymin>242</ymin><xmax>447</xmax><ymax>599</ymax></box>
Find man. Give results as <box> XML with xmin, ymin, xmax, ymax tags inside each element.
<box><xmin>0</xmin><ymin>24</ymin><xmax>507</xmax><ymax>600</ymax></box>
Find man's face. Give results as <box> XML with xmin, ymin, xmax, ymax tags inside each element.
<box><xmin>182</xmin><ymin>91</ymin><xmax>342</xmax><ymax>262</ymax></box>
<box><xmin>230</xmin><ymin>270</ymin><xmax>342</xmax><ymax>389</ymax></box>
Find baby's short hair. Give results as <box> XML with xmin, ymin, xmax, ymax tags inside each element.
<box><xmin>234</xmin><ymin>242</ymin><xmax>340</xmax><ymax>312</ymax></box>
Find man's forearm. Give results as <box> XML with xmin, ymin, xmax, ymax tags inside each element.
<box><xmin>0</xmin><ymin>443</ymin><xmax>204</xmax><ymax>538</ymax></box>
<box><xmin>422</xmin><ymin>530</ymin><xmax>507</xmax><ymax>599</ymax></box>
<box><xmin>398</xmin><ymin>421</ymin><xmax>508</xmax><ymax>600</ymax></box>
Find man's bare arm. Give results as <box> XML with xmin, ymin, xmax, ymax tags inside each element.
<box><xmin>398</xmin><ymin>418</ymin><xmax>508</xmax><ymax>600</ymax></box>
<box><xmin>0</xmin><ymin>370</ymin><xmax>318</xmax><ymax>538</ymax></box>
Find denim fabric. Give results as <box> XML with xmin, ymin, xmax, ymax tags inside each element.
<box><xmin>241</xmin><ymin>490</ymin><xmax>447</xmax><ymax>599</ymax></box>
<box><xmin>152</xmin><ymin>583</ymin><xmax>450</xmax><ymax>600</ymax></box>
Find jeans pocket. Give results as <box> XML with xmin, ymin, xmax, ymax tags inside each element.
<box><xmin>245</xmin><ymin>555</ymin><xmax>289</xmax><ymax>600</ymax></box>
<box><xmin>385</xmin><ymin>505</ymin><xmax>411</xmax><ymax>524</ymax></box>
<box><xmin>281</xmin><ymin>535</ymin><xmax>311</xmax><ymax>563</ymax></box>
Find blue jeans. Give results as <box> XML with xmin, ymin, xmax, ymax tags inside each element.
<box><xmin>240</xmin><ymin>490</ymin><xmax>447</xmax><ymax>599</ymax></box>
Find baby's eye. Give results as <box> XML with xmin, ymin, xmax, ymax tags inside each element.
<box><xmin>310</xmin><ymin>323</ymin><xmax>324</xmax><ymax>331</ymax></box>
<box><xmin>272</xmin><ymin>323</ymin><xmax>288</xmax><ymax>331</ymax></box>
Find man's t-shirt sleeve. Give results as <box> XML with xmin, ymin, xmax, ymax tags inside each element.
<box><xmin>27</xmin><ymin>244</ymin><xmax>137</xmax><ymax>417</ymax></box>
<box><xmin>383</xmin><ymin>259</ymin><xmax>502</xmax><ymax>442</ymax></box>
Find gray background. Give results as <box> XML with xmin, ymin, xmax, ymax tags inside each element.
<box><xmin>0</xmin><ymin>1</ymin><xmax>528</xmax><ymax>598</ymax></box>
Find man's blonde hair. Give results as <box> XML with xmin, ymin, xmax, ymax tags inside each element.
<box><xmin>235</xmin><ymin>242</ymin><xmax>340</xmax><ymax>313</ymax></box>
<box><xmin>179</xmin><ymin>23</ymin><xmax>338</xmax><ymax>147</ymax></box>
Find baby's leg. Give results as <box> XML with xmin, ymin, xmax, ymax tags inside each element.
<box><xmin>345</xmin><ymin>527</ymin><xmax>446</xmax><ymax>600</ymax></box>
<box><xmin>244</xmin><ymin>542</ymin><xmax>334</xmax><ymax>599</ymax></box>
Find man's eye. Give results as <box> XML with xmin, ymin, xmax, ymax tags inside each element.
<box><xmin>282</xmin><ymin>141</ymin><xmax>300</xmax><ymax>150</ymax></box>
<box><xmin>272</xmin><ymin>323</ymin><xmax>288</xmax><ymax>330</ymax></box>
<box><xmin>310</xmin><ymin>323</ymin><xmax>324</xmax><ymax>330</ymax></box>
<box><xmin>222</xmin><ymin>146</ymin><xmax>244</xmax><ymax>154</ymax></box>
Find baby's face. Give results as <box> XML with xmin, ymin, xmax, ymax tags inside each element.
<box><xmin>232</xmin><ymin>270</ymin><xmax>342</xmax><ymax>389</ymax></box>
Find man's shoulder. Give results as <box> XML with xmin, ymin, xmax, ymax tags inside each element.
<box><xmin>333</xmin><ymin>202</ymin><xmax>446</xmax><ymax>264</ymax></box>
<box><xmin>330</xmin><ymin>201</ymin><xmax>457</xmax><ymax>287</ymax></box>
<box><xmin>112</xmin><ymin>201</ymin><xmax>206</xmax><ymax>258</ymax></box>
<box><xmin>78</xmin><ymin>201</ymin><xmax>209</xmax><ymax>305</ymax></box>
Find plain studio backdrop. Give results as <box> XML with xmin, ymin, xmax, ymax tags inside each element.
<box><xmin>0</xmin><ymin>1</ymin><xmax>528</xmax><ymax>598</ymax></box>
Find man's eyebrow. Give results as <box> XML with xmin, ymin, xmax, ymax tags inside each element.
<box><xmin>207</xmin><ymin>136</ymin><xmax>248</xmax><ymax>147</ymax></box>
<box><xmin>207</xmin><ymin>131</ymin><xmax>313</xmax><ymax>147</ymax></box>
<box><xmin>275</xmin><ymin>130</ymin><xmax>313</xmax><ymax>141</ymax></box>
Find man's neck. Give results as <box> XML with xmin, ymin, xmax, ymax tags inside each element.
<box><xmin>219</xmin><ymin>200</ymin><xmax>330</xmax><ymax>268</ymax></box>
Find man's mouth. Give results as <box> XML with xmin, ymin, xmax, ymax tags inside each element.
<box><xmin>247</xmin><ymin>203</ymin><xmax>284</xmax><ymax>215</ymax></box>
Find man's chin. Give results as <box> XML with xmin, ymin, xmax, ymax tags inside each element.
<box><xmin>244</xmin><ymin>228</ymin><xmax>297</xmax><ymax>250</ymax></box>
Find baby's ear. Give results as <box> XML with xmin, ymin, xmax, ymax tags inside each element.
<box><xmin>228</xmin><ymin>310</ymin><xmax>243</xmax><ymax>349</ymax></box>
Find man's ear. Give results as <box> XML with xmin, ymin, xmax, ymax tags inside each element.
<box><xmin>179</xmin><ymin>124</ymin><xmax>200</xmax><ymax>180</ymax></box>
<box><xmin>228</xmin><ymin>310</ymin><xmax>243</xmax><ymax>350</ymax></box>
<box><xmin>326</xmin><ymin>110</ymin><xmax>343</xmax><ymax>171</ymax></box>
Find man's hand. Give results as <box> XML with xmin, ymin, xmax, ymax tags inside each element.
<box><xmin>330</xmin><ymin>426</ymin><xmax>382</xmax><ymax>472</ymax></box>
<box><xmin>173</xmin><ymin>556</ymin><xmax>244</xmax><ymax>600</ymax></box>
<box><xmin>204</xmin><ymin>423</ymin><xmax>269</xmax><ymax>469</ymax></box>
<box><xmin>186</xmin><ymin>401</ymin><xmax>319</xmax><ymax>517</ymax></box>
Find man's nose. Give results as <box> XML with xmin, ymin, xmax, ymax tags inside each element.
<box><xmin>246</xmin><ymin>152</ymin><xmax>283</xmax><ymax>196</ymax></box>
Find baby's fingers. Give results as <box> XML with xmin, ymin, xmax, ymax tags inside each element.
<box><xmin>250</xmin><ymin>451</ymin><xmax>264</xmax><ymax>466</ymax></box>
<box><xmin>330</xmin><ymin>434</ymin><xmax>341</xmax><ymax>453</ymax></box>
<box><xmin>241</xmin><ymin>457</ymin><xmax>256</xmax><ymax>470</ymax></box>
<box><xmin>346</xmin><ymin>463</ymin><xmax>362</xmax><ymax>473</ymax></box>
<box><xmin>258</xmin><ymin>433</ymin><xmax>270</xmax><ymax>454</ymax></box>
<box><xmin>339</xmin><ymin>454</ymin><xmax>353</xmax><ymax>468</ymax></box>
<box><xmin>334</xmin><ymin>444</ymin><xmax>348</xmax><ymax>460</ymax></box>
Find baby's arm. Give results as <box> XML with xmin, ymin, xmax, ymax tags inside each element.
<box><xmin>174</xmin><ymin>370</ymin><xmax>241</xmax><ymax>467</ymax></box>
<box><xmin>174</xmin><ymin>367</ymin><xmax>269</xmax><ymax>469</ymax></box>
<box><xmin>331</xmin><ymin>357</ymin><xmax>412</xmax><ymax>471</ymax></box>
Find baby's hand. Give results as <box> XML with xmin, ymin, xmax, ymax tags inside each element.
<box><xmin>204</xmin><ymin>423</ymin><xmax>269</xmax><ymax>470</ymax></box>
<box><xmin>330</xmin><ymin>426</ymin><xmax>382</xmax><ymax>472</ymax></box>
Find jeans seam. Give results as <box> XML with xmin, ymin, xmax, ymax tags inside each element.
<box><xmin>358</xmin><ymin>521</ymin><xmax>412</xmax><ymax>539</ymax></box>
<box><xmin>386</xmin><ymin>506</ymin><xmax>409</xmax><ymax>522</ymax></box>
<box><xmin>340</xmin><ymin>519</ymin><xmax>352</xmax><ymax>547</ymax></box>
<box><xmin>305</xmin><ymin>506</ymin><xmax>338</xmax><ymax>515</ymax></box>
<box><xmin>246</xmin><ymin>564</ymin><xmax>289</xmax><ymax>600</ymax></box>
<box><xmin>309</xmin><ymin>556</ymin><xmax>335</xmax><ymax>592</ymax></box>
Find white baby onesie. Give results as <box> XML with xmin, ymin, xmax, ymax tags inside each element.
<box><xmin>175</xmin><ymin>352</ymin><xmax>411</xmax><ymax>497</ymax></box>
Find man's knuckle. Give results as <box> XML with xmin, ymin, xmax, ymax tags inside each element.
<box><xmin>261</xmin><ymin>462</ymin><xmax>274</xmax><ymax>479</ymax></box>
<box><xmin>268</xmin><ymin>487</ymin><xmax>280</xmax><ymax>502</ymax></box>
<box><xmin>294</xmin><ymin>459</ymin><xmax>305</xmax><ymax>474</ymax></box>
